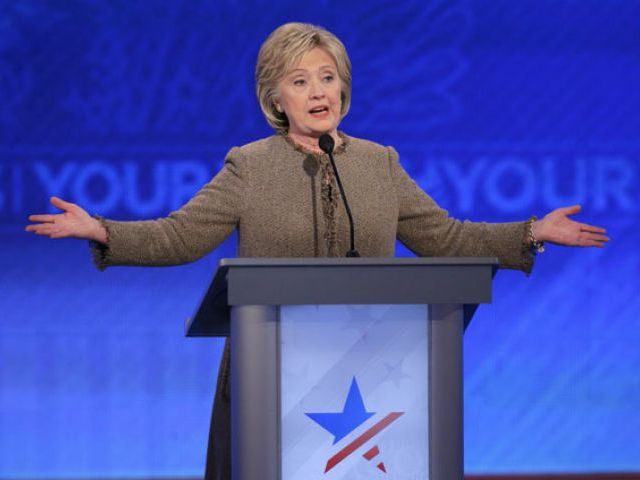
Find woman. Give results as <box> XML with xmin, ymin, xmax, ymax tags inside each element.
<box><xmin>26</xmin><ymin>22</ymin><xmax>608</xmax><ymax>480</ymax></box>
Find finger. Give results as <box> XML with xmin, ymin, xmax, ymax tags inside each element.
<box><xmin>580</xmin><ymin>239</ymin><xmax>607</xmax><ymax>247</ymax></box>
<box><xmin>28</xmin><ymin>214</ymin><xmax>58</xmax><ymax>223</ymax></box>
<box><xmin>577</xmin><ymin>233</ymin><xmax>609</xmax><ymax>246</ymax></box>
<box><xmin>50</xmin><ymin>196</ymin><xmax>75</xmax><ymax>211</ymax></box>
<box><xmin>583</xmin><ymin>232</ymin><xmax>610</xmax><ymax>243</ymax></box>
<box><xmin>25</xmin><ymin>224</ymin><xmax>54</xmax><ymax>236</ymax></box>
<box><xmin>557</xmin><ymin>204</ymin><xmax>582</xmax><ymax>216</ymax></box>
<box><xmin>579</xmin><ymin>223</ymin><xmax>607</xmax><ymax>234</ymax></box>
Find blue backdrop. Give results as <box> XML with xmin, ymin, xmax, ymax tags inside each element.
<box><xmin>1</xmin><ymin>0</ymin><xmax>639</xmax><ymax>477</ymax></box>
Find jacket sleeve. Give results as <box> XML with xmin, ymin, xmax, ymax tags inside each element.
<box><xmin>389</xmin><ymin>146</ymin><xmax>534</xmax><ymax>273</ymax></box>
<box><xmin>91</xmin><ymin>147</ymin><xmax>247</xmax><ymax>270</ymax></box>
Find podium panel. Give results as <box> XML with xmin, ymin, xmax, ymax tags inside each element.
<box><xmin>188</xmin><ymin>258</ymin><xmax>498</xmax><ymax>480</ymax></box>
<box><xmin>280</xmin><ymin>304</ymin><xmax>429</xmax><ymax>479</ymax></box>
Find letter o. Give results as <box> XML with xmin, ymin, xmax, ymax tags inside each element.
<box><xmin>484</xmin><ymin>160</ymin><xmax>536</xmax><ymax>213</ymax></box>
<box><xmin>71</xmin><ymin>162</ymin><xmax>122</xmax><ymax>213</ymax></box>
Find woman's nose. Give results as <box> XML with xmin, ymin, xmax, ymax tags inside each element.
<box><xmin>308</xmin><ymin>79</ymin><xmax>325</xmax><ymax>98</ymax></box>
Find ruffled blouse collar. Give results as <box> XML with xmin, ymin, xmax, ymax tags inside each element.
<box><xmin>279</xmin><ymin>131</ymin><xmax>349</xmax><ymax>157</ymax></box>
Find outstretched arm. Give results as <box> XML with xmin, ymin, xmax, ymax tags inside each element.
<box><xmin>25</xmin><ymin>147</ymin><xmax>247</xmax><ymax>270</ymax></box>
<box><xmin>388</xmin><ymin>147</ymin><xmax>608</xmax><ymax>274</ymax></box>
<box><xmin>26</xmin><ymin>197</ymin><xmax>108</xmax><ymax>244</ymax></box>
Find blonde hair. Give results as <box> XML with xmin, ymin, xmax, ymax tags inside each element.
<box><xmin>256</xmin><ymin>23</ymin><xmax>352</xmax><ymax>131</ymax></box>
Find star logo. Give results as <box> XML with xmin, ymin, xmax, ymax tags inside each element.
<box><xmin>305</xmin><ymin>377</ymin><xmax>404</xmax><ymax>474</ymax></box>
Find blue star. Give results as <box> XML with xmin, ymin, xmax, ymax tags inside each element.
<box><xmin>305</xmin><ymin>377</ymin><xmax>375</xmax><ymax>444</ymax></box>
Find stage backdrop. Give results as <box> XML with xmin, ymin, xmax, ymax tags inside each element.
<box><xmin>1</xmin><ymin>0</ymin><xmax>638</xmax><ymax>477</ymax></box>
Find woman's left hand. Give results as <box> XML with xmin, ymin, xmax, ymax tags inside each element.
<box><xmin>532</xmin><ymin>205</ymin><xmax>609</xmax><ymax>247</ymax></box>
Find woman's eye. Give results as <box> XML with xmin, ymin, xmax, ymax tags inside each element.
<box><xmin>293</xmin><ymin>79</ymin><xmax>306</xmax><ymax>86</ymax></box>
<box><xmin>323</xmin><ymin>75</ymin><xmax>334</xmax><ymax>82</ymax></box>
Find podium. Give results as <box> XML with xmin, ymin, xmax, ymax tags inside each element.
<box><xmin>186</xmin><ymin>257</ymin><xmax>497</xmax><ymax>480</ymax></box>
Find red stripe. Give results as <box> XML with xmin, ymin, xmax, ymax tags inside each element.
<box><xmin>324</xmin><ymin>412</ymin><xmax>404</xmax><ymax>473</ymax></box>
<box><xmin>363</xmin><ymin>445</ymin><xmax>380</xmax><ymax>460</ymax></box>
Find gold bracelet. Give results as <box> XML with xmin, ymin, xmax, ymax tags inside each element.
<box><xmin>529</xmin><ymin>218</ymin><xmax>545</xmax><ymax>254</ymax></box>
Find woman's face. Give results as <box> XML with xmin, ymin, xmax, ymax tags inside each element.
<box><xmin>276</xmin><ymin>47</ymin><xmax>342</xmax><ymax>138</ymax></box>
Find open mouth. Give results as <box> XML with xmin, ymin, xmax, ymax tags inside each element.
<box><xmin>309</xmin><ymin>106</ymin><xmax>329</xmax><ymax>114</ymax></box>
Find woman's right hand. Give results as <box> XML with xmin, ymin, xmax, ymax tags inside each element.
<box><xmin>25</xmin><ymin>197</ymin><xmax>108</xmax><ymax>244</ymax></box>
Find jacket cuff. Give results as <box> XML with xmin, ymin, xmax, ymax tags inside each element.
<box><xmin>89</xmin><ymin>216</ymin><xmax>112</xmax><ymax>271</ymax></box>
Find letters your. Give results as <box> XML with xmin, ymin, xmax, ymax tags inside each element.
<box><xmin>0</xmin><ymin>155</ymin><xmax>636</xmax><ymax>221</ymax></box>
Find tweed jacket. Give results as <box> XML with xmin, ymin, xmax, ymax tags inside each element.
<box><xmin>94</xmin><ymin>133</ymin><xmax>533</xmax><ymax>272</ymax></box>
